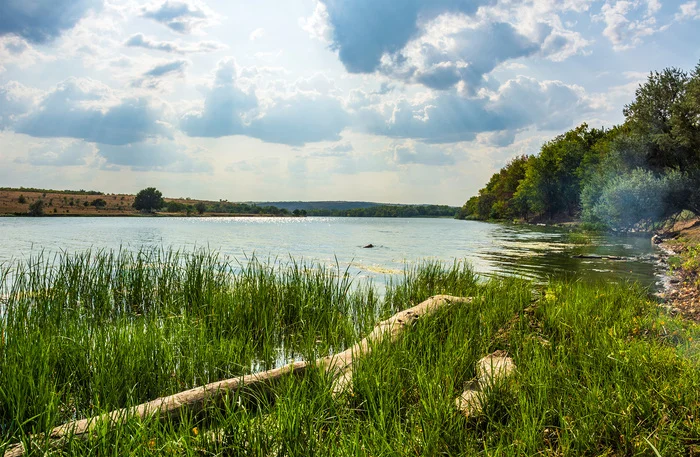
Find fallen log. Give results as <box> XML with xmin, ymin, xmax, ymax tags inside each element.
<box><xmin>455</xmin><ymin>351</ymin><xmax>517</xmax><ymax>418</ymax></box>
<box><xmin>572</xmin><ymin>254</ymin><xmax>627</xmax><ymax>261</ymax></box>
<box><xmin>4</xmin><ymin>294</ymin><xmax>471</xmax><ymax>457</ymax></box>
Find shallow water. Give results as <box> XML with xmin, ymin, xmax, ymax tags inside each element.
<box><xmin>0</xmin><ymin>216</ymin><xmax>663</xmax><ymax>289</ymax></box>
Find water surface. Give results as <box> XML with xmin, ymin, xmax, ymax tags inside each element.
<box><xmin>0</xmin><ymin>217</ymin><xmax>662</xmax><ymax>288</ymax></box>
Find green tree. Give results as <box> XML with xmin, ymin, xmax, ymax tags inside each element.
<box><xmin>91</xmin><ymin>198</ymin><xmax>107</xmax><ymax>208</ymax></box>
<box><xmin>133</xmin><ymin>188</ymin><xmax>164</xmax><ymax>213</ymax></box>
<box><xmin>18</xmin><ymin>195</ymin><xmax>26</xmax><ymax>204</ymax></box>
<box><xmin>194</xmin><ymin>202</ymin><xmax>207</xmax><ymax>214</ymax></box>
<box><xmin>28</xmin><ymin>199</ymin><xmax>44</xmax><ymax>216</ymax></box>
<box><xmin>623</xmin><ymin>67</ymin><xmax>693</xmax><ymax>169</ymax></box>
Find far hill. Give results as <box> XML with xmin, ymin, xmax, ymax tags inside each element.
<box><xmin>0</xmin><ymin>188</ymin><xmax>458</xmax><ymax>218</ymax></box>
<box><xmin>253</xmin><ymin>201</ymin><xmax>385</xmax><ymax>211</ymax></box>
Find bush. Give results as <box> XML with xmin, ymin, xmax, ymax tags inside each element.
<box><xmin>18</xmin><ymin>195</ymin><xmax>26</xmax><ymax>204</ymax></box>
<box><xmin>195</xmin><ymin>202</ymin><xmax>207</xmax><ymax>214</ymax></box>
<box><xmin>28</xmin><ymin>199</ymin><xmax>44</xmax><ymax>216</ymax></box>
<box><xmin>91</xmin><ymin>198</ymin><xmax>107</xmax><ymax>208</ymax></box>
<box><xmin>586</xmin><ymin>168</ymin><xmax>682</xmax><ymax>230</ymax></box>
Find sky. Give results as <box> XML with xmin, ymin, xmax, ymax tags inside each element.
<box><xmin>1</xmin><ymin>0</ymin><xmax>699</xmax><ymax>205</ymax></box>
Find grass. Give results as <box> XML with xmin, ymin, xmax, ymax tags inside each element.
<box><xmin>1</xmin><ymin>249</ymin><xmax>699</xmax><ymax>456</ymax></box>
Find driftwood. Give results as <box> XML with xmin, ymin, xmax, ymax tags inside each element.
<box><xmin>455</xmin><ymin>351</ymin><xmax>517</xmax><ymax>418</ymax></box>
<box><xmin>4</xmin><ymin>294</ymin><xmax>471</xmax><ymax>457</ymax></box>
<box><xmin>572</xmin><ymin>254</ymin><xmax>626</xmax><ymax>261</ymax></box>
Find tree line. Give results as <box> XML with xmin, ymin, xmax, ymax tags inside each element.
<box><xmin>457</xmin><ymin>62</ymin><xmax>700</xmax><ymax>230</ymax></box>
<box><xmin>307</xmin><ymin>204</ymin><xmax>458</xmax><ymax>218</ymax></box>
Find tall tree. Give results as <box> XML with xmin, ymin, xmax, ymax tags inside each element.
<box><xmin>133</xmin><ymin>188</ymin><xmax>164</xmax><ymax>213</ymax></box>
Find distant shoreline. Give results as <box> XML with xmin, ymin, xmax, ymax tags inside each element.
<box><xmin>0</xmin><ymin>187</ymin><xmax>459</xmax><ymax>219</ymax></box>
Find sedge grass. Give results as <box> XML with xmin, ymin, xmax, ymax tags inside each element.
<box><xmin>1</xmin><ymin>249</ymin><xmax>699</xmax><ymax>456</ymax></box>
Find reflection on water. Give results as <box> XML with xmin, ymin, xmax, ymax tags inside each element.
<box><xmin>0</xmin><ymin>217</ymin><xmax>662</xmax><ymax>289</ymax></box>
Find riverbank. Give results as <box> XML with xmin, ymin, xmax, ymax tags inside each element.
<box><xmin>1</xmin><ymin>249</ymin><xmax>698</xmax><ymax>456</ymax></box>
<box><xmin>655</xmin><ymin>219</ymin><xmax>700</xmax><ymax>322</ymax></box>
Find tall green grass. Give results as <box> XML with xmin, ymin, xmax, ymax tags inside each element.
<box><xmin>1</xmin><ymin>249</ymin><xmax>698</xmax><ymax>456</ymax></box>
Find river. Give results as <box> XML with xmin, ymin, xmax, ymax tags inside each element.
<box><xmin>0</xmin><ymin>216</ymin><xmax>663</xmax><ymax>289</ymax></box>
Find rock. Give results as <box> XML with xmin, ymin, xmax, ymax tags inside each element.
<box><xmin>363</xmin><ymin>244</ymin><xmax>374</xmax><ymax>249</ymax></box>
<box><xmin>652</xmin><ymin>234</ymin><xmax>663</xmax><ymax>244</ymax></box>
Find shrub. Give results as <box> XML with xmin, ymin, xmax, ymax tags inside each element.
<box><xmin>28</xmin><ymin>199</ymin><xmax>44</xmax><ymax>216</ymax></box>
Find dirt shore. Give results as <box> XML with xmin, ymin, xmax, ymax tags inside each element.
<box><xmin>655</xmin><ymin>219</ymin><xmax>700</xmax><ymax>322</ymax></box>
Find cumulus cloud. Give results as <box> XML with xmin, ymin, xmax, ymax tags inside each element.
<box><xmin>247</xmin><ymin>94</ymin><xmax>350</xmax><ymax>145</ymax></box>
<box><xmin>15</xmin><ymin>78</ymin><xmax>169</xmax><ymax>145</ymax></box>
<box><xmin>304</xmin><ymin>0</ymin><xmax>590</xmax><ymax>92</ymax></box>
<box><xmin>97</xmin><ymin>141</ymin><xmax>212</xmax><ymax>172</ymax></box>
<box><xmin>316</xmin><ymin>0</ymin><xmax>492</xmax><ymax>73</ymax></box>
<box><xmin>0</xmin><ymin>81</ymin><xmax>38</xmax><ymax>128</ymax></box>
<box><xmin>395</xmin><ymin>19</ymin><xmax>541</xmax><ymax>92</ymax></box>
<box><xmin>359</xmin><ymin>76</ymin><xmax>592</xmax><ymax>143</ymax></box>
<box><xmin>142</xmin><ymin>1</ymin><xmax>215</xmax><ymax>34</ymax></box>
<box><xmin>125</xmin><ymin>33</ymin><xmax>222</xmax><ymax>54</ymax></box>
<box><xmin>181</xmin><ymin>59</ymin><xmax>258</xmax><ymax>137</ymax></box>
<box><xmin>0</xmin><ymin>0</ymin><xmax>102</xmax><ymax>43</ymax></box>
<box><xmin>0</xmin><ymin>36</ymin><xmax>48</xmax><ymax>70</ymax></box>
<box><xmin>597</xmin><ymin>0</ymin><xmax>666</xmax><ymax>50</ymax></box>
<box><xmin>675</xmin><ymin>1</ymin><xmax>700</xmax><ymax>20</ymax></box>
<box><xmin>181</xmin><ymin>59</ymin><xmax>349</xmax><ymax>145</ymax></box>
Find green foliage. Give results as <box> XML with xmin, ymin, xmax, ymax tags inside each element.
<box><xmin>165</xmin><ymin>200</ymin><xmax>186</xmax><ymax>212</ymax></box>
<box><xmin>1</xmin><ymin>251</ymin><xmax>698</xmax><ymax>455</ymax></box>
<box><xmin>308</xmin><ymin>204</ymin><xmax>458</xmax><ymax>218</ymax></box>
<box><xmin>462</xmin><ymin>60</ymin><xmax>700</xmax><ymax>230</ymax></box>
<box><xmin>17</xmin><ymin>195</ymin><xmax>26</xmax><ymax>204</ymax></box>
<box><xmin>584</xmin><ymin>168</ymin><xmax>681</xmax><ymax>230</ymax></box>
<box><xmin>90</xmin><ymin>198</ymin><xmax>107</xmax><ymax>208</ymax></box>
<box><xmin>194</xmin><ymin>201</ymin><xmax>207</xmax><ymax>214</ymax></box>
<box><xmin>132</xmin><ymin>187</ymin><xmax>164</xmax><ymax>212</ymax></box>
<box><xmin>28</xmin><ymin>199</ymin><xmax>44</xmax><ymax>216</ymax></box>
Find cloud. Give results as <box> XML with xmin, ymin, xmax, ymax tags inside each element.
<box><xmin>304</xmin><ymin>1</ymin><xmax>590</xmax><ymax>92</ymax></box>
<box><xmin>675</xmin><ymin>1</ymin><xmax>700</xmax><ymax>20</ymax></box>
<box><xmin>477</xmin><ymin>130</ymin><xmax>518</xmax><ymax>147</ymax></box>
<box><xmin>247</xmin><ymin>93</ymin><xmax>350</xmax><ymax>145</ymax></box>
<box><xmin>360</xmin><ymin>76</ymin><xmax>592</xmax><ymax>143</ymax></box>
<box><xmin>396</xmin><ymin>19</ymin><xmax>542</xmax><ymax>92</ymax></box>
<box><xmin>133</xmin><ymin>60</ymin><xmax>188</xmax><ymax>89</ymax></box>
<box><xmin>249</xmin><ymin>28</ymin><xmax>265</xmax><ymax>41</ymax></box>
<box><xmin>15</xmin><ymin>140</ymin><xmax>95</xmax><ymax>166</ymax></box>
<box><xmin>0</xmin><ymin>0</ymin><xmax>102</xmax><ymax>43</ymax></box>
<box><xmin>145</xmin><ymin>60</ymin><xmax>188</xmax><ymax>78</ymax></box>
<box><xmin>315</xmin><ymin>0</ymin><xmax>492</xmax><ymax>73</ymax></box>
<box><xmin>97</xmin><ymin>141</ymin><xmax>212</xmax><ymax>172</ymax></box>
<box><xmin>142</xmin><ymin>1</ymin><xmax>214</xmax><ymax>34</ymax></box>
<box><xmin>598</xmin><ymin>0</ymin><xmax>665</xmax><ymax>50</ymax></box>
<box><xmin>124</xmin><ymin>33</ymin><xmax>222</xmax><ymax>54</ymax></box>
<box><xmin>15</xmin><ymin>78</ymin><xmax>169</xmax><ymax>145</ymax></box>
<box><xmin>389</xmin><ymin>141</ymin><xmax>455</xmax><ymax>166</ymax></box>
<box><xmin>181</xmin><ymin>59</ymin><xmax>349</xmax><ymax>145</ymax></box>
<box><xmin>180</xmin><ymin>59</ymin><xmax>258</xmax><ymax>137</ymax></box>
<box><xmin>0</xmin><ymin>81</ymin><xmax>37</xmax><ymax>128</ymax></box>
